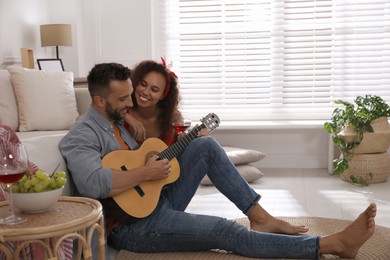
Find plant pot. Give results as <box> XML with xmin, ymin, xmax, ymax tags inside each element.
<box><xmin>339</xmin><ymin>117</ymin><xmax>390</xmax><ymax>154</ymax></box>
<box><xmin>340</xmin><ymin>152</ymin><xmax>390</xmax><ymax>184</ymax></box>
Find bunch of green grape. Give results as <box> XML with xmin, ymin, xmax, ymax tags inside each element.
<box><xmin>8</xmin><ymin>170</ymin><xmax>67</xmax><ymax>193</ymax></box>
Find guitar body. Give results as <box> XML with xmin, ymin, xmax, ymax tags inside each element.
<box><xmin>102</xmin><ymin>113</ymin><xmax>220</xmax><ymax>218</ymax></box>
<box><xmin>102</xmin><ymin>137</ymin><xmax>180</xmax><ymax>218</ymax></box>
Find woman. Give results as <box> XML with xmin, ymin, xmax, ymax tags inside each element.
<box><xmin>124</xmin><ymin>58</ymin><xmax>209</xmax><ymax>145</ymax></box>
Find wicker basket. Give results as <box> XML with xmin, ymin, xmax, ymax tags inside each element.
<box><xmin>339</xmin><ymin>117</ymin><xmax>390</xmax><ymax>154</ymax></box>
<box><xmin>340</xmin><ymin>152</ymin><xmax>390</xmax><ymax>184</ymax></box>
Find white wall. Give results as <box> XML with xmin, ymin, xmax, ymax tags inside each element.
<box><xmin>78</xmin><ymin>0</ymin><xmax>153</xmax><ymax>75</ymax></box>
<box><xmin>0</xmin><ymin>0</ymin><xmax>153</xmax><ymax>75</ymax></box>
<box><xmin>212</xmin><ymin>127</ymin><xmax>329</xmax><ymax>169</ymax></box>
<box><xmin>0</xmin><ymin>0</ymin><xmax>332</xmax><ymax>169</ymax></box>
<box><xmin>0</xmin><ymin>0</ymin><xmax>49</xmax><ymax>67</ymax></box>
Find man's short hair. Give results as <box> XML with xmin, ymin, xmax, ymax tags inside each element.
<box><xmin>87</xmin><ymin>63</ymin><xmax>132</xmax><ymax>98</ymax></box>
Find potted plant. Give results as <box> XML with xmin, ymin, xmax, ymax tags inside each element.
<box><xmin>324</xmin><ymin>94</ymin><xmax>390</xmax><ymax>186</ymax></box>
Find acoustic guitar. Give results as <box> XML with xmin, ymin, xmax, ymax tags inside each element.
<box><xmin>102</xmin><ymin>113</ymin><xmax>220</xmax><ymax>218</ymax></box>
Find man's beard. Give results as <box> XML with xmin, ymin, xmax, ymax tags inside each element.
<box><xmin>105</xmin><ymin>102</ymin><xmax>126</xmax><ymax>121</ymax></box>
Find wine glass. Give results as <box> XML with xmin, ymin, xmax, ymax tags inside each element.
<box><xmin>172</xmin><ymin>112</ymin><xmax>192</xmax><ymax>135</ymax></box>
<box><xmin>0</xmin><ymin>143</ymin><xmax>28</xmax><ymax>225</ymax></box>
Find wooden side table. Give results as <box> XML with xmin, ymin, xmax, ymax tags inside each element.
<box><xmin>0</xmin><ymin>196</ymin><xmax>105</xmax><ymax>260</ymax></box>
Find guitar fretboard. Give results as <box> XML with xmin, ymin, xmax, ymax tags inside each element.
<box><xmin>159</xmin><ymin>124</ymin><xmax>206</xmax><ymax>161</ymax></box>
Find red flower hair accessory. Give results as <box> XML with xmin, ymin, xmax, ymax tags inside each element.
<box><xmin>161</xmin><ymin>57</ymin><xmax>178</xmax><ymax>98</ymax></box>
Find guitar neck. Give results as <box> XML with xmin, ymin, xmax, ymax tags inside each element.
<box><xmin>159</xmin><ymin>124</ymin><xmax>206</xmax><ymax>161</ymax></box>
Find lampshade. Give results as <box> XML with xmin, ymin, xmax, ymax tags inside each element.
<box><xmin>40</xmin><ymin>24</ymin><xmax>72</xmax><ymax>47</ymax></box>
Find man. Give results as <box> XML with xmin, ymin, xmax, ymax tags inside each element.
<box><xmin>59</xmin><ymin>62</ymin><xmax>376</xmax><ymax>259</ymax></box>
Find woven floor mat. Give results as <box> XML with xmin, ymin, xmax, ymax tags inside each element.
<box><xmin>115</xmin><ymin>216</ymin><xmax>390</xmax><ymax>260</ymax></box>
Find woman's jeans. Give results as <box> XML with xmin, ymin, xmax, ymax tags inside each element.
<box><xmin>109</xmin><ymin>137</ymin><xmax>320</xmax><ymax>259</ymax></box>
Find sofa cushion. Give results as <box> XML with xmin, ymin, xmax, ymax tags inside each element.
<box><xmin>223</xmin><ymin>146</ymin><xmax>265</xmax><ymax>165</ymax></box>
<box><xmin>7</xmin><ymin>66</ymin><xmax>79</xmax><ymax>132</ymax></box>
<box><xmin>200</xmin><ymin>164</ymin><xmax>264</xmax><ymax>186</ymax></box>
<box><xmin>0</xmin><ymin>70</ymin><xmax>19</xmax><ymax>130</ymax></box>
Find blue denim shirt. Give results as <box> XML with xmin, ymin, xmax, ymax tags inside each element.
<box><xmin>59</xmin><ymin>106</ymin><xmax>138</xmax><ymax>199</ymax></box>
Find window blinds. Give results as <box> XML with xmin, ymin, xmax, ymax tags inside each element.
<box><xmin>332</xmin><ymin>0</ymin><xmax>390</xmax><ymax>102</ymax></box>
<box><xmin>155</xmin><ymin>0</ymin><xmax>390</xmax><ymax>121</ymax></box>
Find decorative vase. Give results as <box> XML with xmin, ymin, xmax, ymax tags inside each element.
<box><xmin>340</xmin><ymin>152</ymin><xmax>390</xmax><ymax>184</ymax></box>
<box><xmin>339</xmin><ymin>117</ymin><xmax>390</xmax><ymax>154</ymax></box>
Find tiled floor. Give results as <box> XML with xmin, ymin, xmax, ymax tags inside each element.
<box><xmin>186</xmin><ymin>168</ymin><xmax>390</xmax><ymax>228</ymax></box>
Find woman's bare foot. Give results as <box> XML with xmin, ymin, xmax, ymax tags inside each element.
<box><xmin>248</xmin><ymin>204</ymin><xmax>309</xmax><ymax>235</ymax></box>
<box><xmin>320</xmin><ymin>203</ymin><xmax>377</xmax><ymax>258</ymax></box>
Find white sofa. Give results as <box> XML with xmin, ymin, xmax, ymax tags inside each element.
<box><xmin>0</xmin><ymin>67</ymin><xmax>91</xmax><ymax>196</ymax></box>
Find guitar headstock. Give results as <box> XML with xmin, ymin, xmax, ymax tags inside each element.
<box><xmin>200</xmin><ymin>113</ymin><xmax>220</xmax><ymax>132</ymax></box>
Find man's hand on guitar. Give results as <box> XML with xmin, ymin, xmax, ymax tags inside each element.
<box><xmin>144</xmin><ymin>155</ymin><xmax>171</xmax><ymax>181</ymax></box>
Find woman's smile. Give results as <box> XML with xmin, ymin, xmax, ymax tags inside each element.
<box><xmin>138</xmin><ymin>94</ymin><xmax>151</xmax><ymax>102</ymax></box>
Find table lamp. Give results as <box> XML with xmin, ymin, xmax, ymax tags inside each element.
<box><xmin>40</xmin><ymin>24</ymin><xmax>72</xmax><ymax>59</ymax></box>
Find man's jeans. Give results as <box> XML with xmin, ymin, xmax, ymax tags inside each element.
<box><xmin>109</xmin><ymin>137</ymin><xmax>319</xmax><ymax>259</ymax></box>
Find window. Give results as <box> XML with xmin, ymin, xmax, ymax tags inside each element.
<box><xmin>154</xmin><ymin>0</ymin><xmax>390</xmax><ymax>122</ymax></box>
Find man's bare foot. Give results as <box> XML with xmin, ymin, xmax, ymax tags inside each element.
<box><xmin>320</xmin><ymin>203</ymin><xmax>377</xmax><ymax>258</ymax></box>
<box><xmin>248</xmin><ymin>204</ymin><xmax>309</xmax><ymax>235</ymax></box>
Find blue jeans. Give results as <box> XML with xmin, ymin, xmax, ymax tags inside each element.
<box><xmin>109</xmin><ymin>137</ymin><xmax>320</xmax><ymax>259</ymax></box>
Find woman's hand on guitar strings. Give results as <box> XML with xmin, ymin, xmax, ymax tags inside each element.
<box><xmin>193</xmin><ymin>124</ymin><xmax>211</xmax><ymax>137</ymax></box>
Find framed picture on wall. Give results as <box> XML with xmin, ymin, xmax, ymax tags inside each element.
<box><xmin>37</xmin><ymin>59</ymin><xmax>65</xmax><ymax>72</ymax></box>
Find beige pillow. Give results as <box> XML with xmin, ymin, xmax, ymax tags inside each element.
<box><xmin>201</xmin><ymin>164</ymin><xmax>264</xmax><ymax>186</ymax></box>
<box><xmin>7</xmin><ymin>66</ymin><xmax>79</xmax><ymax>131</ymax></box>
<box><xmin>0</xmin><ymin>70</ymin><xmax>19</xmax><ymax>130</ymax></box>
<box><xmin>223</xmin><ymin>146</ymin><xmax>266</xmax><ymax>165</ymax></box>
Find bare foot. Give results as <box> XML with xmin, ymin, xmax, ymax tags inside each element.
<box><xmin>248</xmin><ymin>204</ymin><xmax>309</xmax><ymax>235</ymax></box>
<box><xmin>320</xmin><ymin>203</ymin><xmax>377</xmax><ymax>258</ymax></box>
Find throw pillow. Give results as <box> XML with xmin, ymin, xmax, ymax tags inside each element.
<box><xmin>0</xmin><ymin>70</ymin><xmax>19</xmax><ymax>130</ymax></box>
<box><xmin>7</xmin><ymin>66</ymin><xmax>79</xmax><ymax>131</ymax></box>
<box><xmin>223</xmin><ymin>146</ymin><xmax>266</xmax><ymax>165</ymax></box>
<box><xmin>201</xmin><ymin>164</ymin><xmax>264</xmax><ymax>186</ymax></box>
